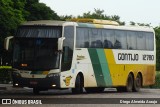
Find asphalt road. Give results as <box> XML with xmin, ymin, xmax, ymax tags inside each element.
<box><xmin>0</xmin><ymin>87</ymin><xmax>160</xmax><ymax>107</ymax></box>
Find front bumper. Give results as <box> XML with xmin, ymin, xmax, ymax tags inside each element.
<box><xmin>12</xmin><ymin>75</ymin><xmax>60</xmax><ymax>89</ymax></box>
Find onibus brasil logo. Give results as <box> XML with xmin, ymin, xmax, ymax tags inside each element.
<box><xmin>2</xmin><ymin>99</ymin><xmax>42</xmax><ymax>104</ymax></box>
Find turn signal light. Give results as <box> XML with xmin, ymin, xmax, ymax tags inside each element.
<box><xmin>21</xmin><ymin>64</ymin><xmax>28</xmax><ymax>67</ymax></box>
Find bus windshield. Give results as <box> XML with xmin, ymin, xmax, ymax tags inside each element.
<box><xmin>16</xmin><ymin>26</ymin><xmax>62</xmax><ymax>38</ymax></box>
<box><xmin>13</xmin><ymin>37</ymin><xmax>60</xmax><ymax>71</ymax></box>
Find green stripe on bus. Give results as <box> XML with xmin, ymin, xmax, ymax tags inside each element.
<box><xmin>88</xmin><ymin>49</ymin><xmax>106</xmax><ymax>86</ymax></box>
<box><xmin>96</xmin><ymin>49</ymin><xmax>112</xmax><ymax>86</ymax></box>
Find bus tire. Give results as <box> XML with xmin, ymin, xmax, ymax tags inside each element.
<box><xmin>126</xmin><ymin>73</ymin><xmax>134</xmax><ymax>92</ymax></box>
<box><xmin>33</xmin><ymin>88</ymin><xmax>40</xmax><ymax>95</ymax></box>
<box><xmin>72</xmin><ymin>75</ymin><xmax>83</xmax><ymax>94</ymax></box>
<box><xmin>133</xmin><ymin>74</ymin><xmax>142</xmax><ymax>92</ymax></box>
<box><xmin>85</xmin><ymin>87</ymin><xmax>104</xmax><ymax>93</ymax></box>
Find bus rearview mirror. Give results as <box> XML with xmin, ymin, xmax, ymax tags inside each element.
<box><xmin>4</xmin><ymin>36</ymin><xmax>14</xmax><ymax>51</ymax></box>
<box><xmin>58</xmin><ymin>37</ymin><xmax>65</xmax><ymax>51</ymax></box>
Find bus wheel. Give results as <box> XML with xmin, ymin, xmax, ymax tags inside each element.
<box><xmin>72</xmin><ymin>75</ymin><xmax>83</xmax><ymax>94</ymax></box>
<box><xmin>33</xmin><ymin>88</ymin><xmax>40</xmax><ymax>95</ymax></box>
<box><xmin>85</xmin><ymin>87</ymin><xmax>104</xmax><ymax>93</ymax></box>
<box><xmin>133</xmin><ymin>74</ymin><xmax>142</xmax><ymax>92</ymax></box>
<box><xmin>126</xmin><ymin>74</ymin><xmax>134</xmax><ymax>92</ymax></box>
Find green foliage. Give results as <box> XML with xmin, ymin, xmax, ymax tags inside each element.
<box><xmin>79</xmin><ymin>8</ymin><xmax>125</xmax><ymax>25</ymax></box>
<box><xmin>154</xmin><ymin>27</ymin><xmax>160</xmax><ymax>70</ymax></box>
<box><xmin>150</xmin><ymin>71</ymin><xmax>160</xmax><ymax>88</ymax></box>
<box><xmin>61</xmin><ymin>9</ymin><xmax>125</xmax><ymax>25</ymax></box>
<box><xmin>25</xmin><ymin>1</ymin><xmax>60</xmax><ymax>21</ymax></box>
<box><xmin>0</xmin><ymin>0</ymin><xmax>25</xmax><ymax>62</ymax></box>
<box><xmin>60</xmin><ymin>15</ymin><xmax>75</xmax><ymax>21</ymax></box>
<box><xmin>0</xmin><ymin>68</ymin><xmax>12</xmax><ymax>84</ymax></box>
<box><xmin>0</xmin><ymin>0</ymin><xmax>60</xmax><ymax>38</ymax></box>
<box><xmin>137</xmin><ymin>23</ymin><xmax>151</xmax><ymax>27</ymax></box>
<box><xmin>129</xmin><ymin>21</ymin><xmax>151</xmax><ymax>27</ymax></box>
<box><xmin>0</xmin><ymin>0</ymin><xmax>24</xmax><ymax>37</ymax></box>
<box><xmin>130</xmin><ymin>21</ymin><xmax>136</xmax><ymax>25</ymax></box>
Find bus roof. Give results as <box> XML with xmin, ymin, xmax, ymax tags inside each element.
<box><xmin>21</xmin><ymin>20</ymin><xmax>154</xmax><ymax>32</ymax></box>
<box><xmin>68</xmin><ymin>18</ymin><xmax>119</xmax><ymax>26</ymax></box>
<box><xmin>21</xmin><ymin>20</ymin><xmax>66</xmax><ymax>26</ymax></box>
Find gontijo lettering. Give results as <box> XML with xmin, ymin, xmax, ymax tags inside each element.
<box><xmin>118</xmin><ymin>53</ymin><xmax>139</xmax><ymax>61</ymax></box>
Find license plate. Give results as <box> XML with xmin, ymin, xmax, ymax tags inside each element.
<box><xmin>30</xmin><ymin>81</ymin><xmax>38</xmax><ymax>85</ymax></box>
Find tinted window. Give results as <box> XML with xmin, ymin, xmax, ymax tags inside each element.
<box><xmin>13</xmin><ymin>38</ymin><xmax>60</xmax><ymax>71</ymax></box>
<box><xmin>114</xmin><ymin>30</ymin><xmax>127</xmax><ymax>49</ymax></box>
<box><xmin>62</xmin><ymin>26</ymin><xmax>74</xmax><ymax>71</ymax></box>
<box><xmin>76</xmin><ymin>27</ymin><xmax>154</xmax><ymax>51</ymax></box>
<box><xmin>89</xmin><ymin>28</ymin><xmax>102</xmax><ymax>48</ymax></box>
<box><xmin>137</xmin><ymin>32</ymin><xmax>146</xmax><ymax>50</ymax></box>
<box><xmin>102</xmin><ymin>29</ymin><xmax>114</xmax><ymax>49</ymax></box>
<box><xmin>76</xmin><ymin>28</ymin><xmax>89</xmax><ymax>48</ymax></box>
<box><xmin>146</xmin><ymin>32</ymin><xmax>154</xmax><ymax>50</ymax></box>
<box><xmin>127</xmin><ymin>31</ymin><xmax>137</xmax><ymax>50</ymax></box>
<box><xmin>17</xmin><ymin>26</ymin><xmax>62</xmax><ymax>38</ymax></box>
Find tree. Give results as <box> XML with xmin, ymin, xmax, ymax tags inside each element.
<box><xmin>62</xmin><ymin>8</ymin><xmax>125</xmax><ymax>25</ymax></box>
<box><xmin>129</xmin><ymin>21</ymin><xmax>151</xmax><ymax>27</ymax></box>
<box><xmin>25</xmin><ymin>0</ymin><xmax>60</xmax><ymax>21</ymax></box>
<box><xmin>0</xmin><ymin>0</ymin><xmax>25</xmax><ymax>65</ymax></box>
<box><xmin>130</xmin><ymin>21</ymin><xmax>136</xmax><ymax>25</ymax></box>
<box><xmin>137</xmin><ymin>23</ymin><xmax>151</xmax><ymax>27</ymax></box>
<box><xmin>154</xmin><ymin>26</ymin><xmax>160</xmax><ymax>70</ymax></box>
<box><xmin>60</xmin><ymin>15</ymin><xmax>75</xmax><ymax>21</ymax></box>
<box><xmin>0</xmin><ymin>0</ymin><xmax>25</xmax><ymax>37</ymax></box>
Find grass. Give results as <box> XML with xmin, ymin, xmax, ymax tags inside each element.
<box><xmin>150</xmin><ymin>71</ymin><xmax>160</xmax><ymax>88</ymax></box>
<box><xmin>0</xmin><ymin>68</ymin><xmax>12</xmax><ymax>84</ymax></box>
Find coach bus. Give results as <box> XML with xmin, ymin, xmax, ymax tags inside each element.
<box><xmin>4</xmin><ymin>19</ymin><xmax>156</xmax><ymax>94</ymax></box>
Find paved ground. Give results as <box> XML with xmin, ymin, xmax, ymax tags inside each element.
<box><xmin>1</xmin><ymin>84</ymin><xmax>160</xmax><ymax>107</ymax></box>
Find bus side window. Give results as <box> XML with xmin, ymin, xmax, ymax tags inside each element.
<box><xmin>96</xmin><ymin>40</ymin><xmax>103</xmax><ymax>48</ymax></box>
<box><xmin>90</xmin><ymin>41</ymin><xmax>96</xmax><ymax>48</ymax></box>
<box><xmin>61</xmin><ymin>46</ymin><xmax>72</xmax><ymax>71</ymax></box>
<box><xmin>63</xmin><ymin>46</ymin><xmax>69</xmax><ymax>63</ymax></box>
<box><xmin>89</xmin><ymin>28</ymin><xmax>102</xmax><ymax>48</ymax></box>
<box><xmin>114</xmin><ymin>30</ymin><xmax>127</xmax><ymax>49</ymax></box>
<box><xmin>137</xmin><ymin>32</ymin><xmax>146</xmax><ymax>50</ymax></box>
<box><xmin>127</xmin><ymin>31</ymin><xmax>137</xmax><ymax>50</ymax></box>
<box><xmin>102</xmin><ymin>29</ymin><xmax>115</xmax><ymax>49</ymax></box>
<box><xmin>84</xmin><ymin>41</ymin><xmax>89</xmax><ymax>48</ymax></box>
<box><xmin>76</xmin><ymin>27</ymin><xmax>89</xmax><ymax>48</ymax></box>
<box><xmin>146</xmin><ymin>32</ymin><xmax>154</xmax><ymax>51</ymax></box>
<box><xmin>104</xmin><ymin>39</ymin><xmax>113</xmax><ymax>48</ymax></box>
<box><xmin>61</xmin><ymin>26</ymin><xmax>74</xmax><ymax>71</ymax></box>
<box><xmin>114</xmin><ymin>40</ymin><xmax>122</xmax><ymax>49</ymax></box>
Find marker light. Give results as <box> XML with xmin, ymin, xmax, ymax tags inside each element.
<box><xmin>52</xmin><ymin>84</ymin><xmax>56</xmax><ymax>87</ymax></box>
<box><xmin>21</xmin><ymin>64</ymin><xmax>28</xmax><ymax>67</ymax></box>
<box><xmin>15</xmin><ymin>83</ymin><xmax>18</xmax><ymax>86</ymax></box>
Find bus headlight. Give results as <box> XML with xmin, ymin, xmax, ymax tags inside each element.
<box><xmin>47</xmin><ymin>73</ymin><xmax>59</xmax><ymax>78</ymax></box>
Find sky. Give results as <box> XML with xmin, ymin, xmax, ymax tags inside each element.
<box><xmin>39</xmin><ymin>0</ymin><xmax>160</xmax><ymax>27</ymax></box>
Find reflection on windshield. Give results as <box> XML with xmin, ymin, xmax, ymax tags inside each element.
<box><xmin>13</xmin><ymin>38</ymin><xmax>60</xmax><ymax>71</ymax></box>
<box><xmin>16</xmin><ymin>26</ymin><xmax>62</xmax><ymax>38</ymax></box>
